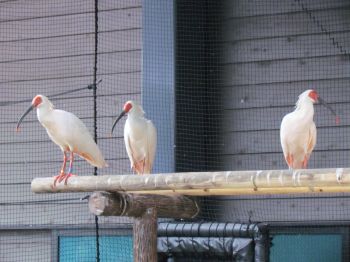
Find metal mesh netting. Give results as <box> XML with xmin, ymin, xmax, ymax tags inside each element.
<box><xmin>0</xmin><ymin>0</ymin><xmax>350</xmax><ymax>261</ymax></box>
<box><xmin>0</xmin><ymin>0</ymin><xmax>138</xmax><ymax>261</ymax></box>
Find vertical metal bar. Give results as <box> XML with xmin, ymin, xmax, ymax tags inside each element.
<box><xmin>92</xmin><ymin>0</ymin><xmax>100</xmax><ymax>261</ymax></box>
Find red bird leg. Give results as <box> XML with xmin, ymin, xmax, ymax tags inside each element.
<box><xmin>63</xmin><ymin>152</ymin><xmax>76</xmax><ymax>185</ymax></box>
<box><xmin>302</xmin><ymin>156</ymin><xmax>308</xmax><ymax>169</ymax></box>
<box><xmin>142</xmin><ymin>160</ymin><xmax>145</xmax><ymax>175</ymax></box>
<box><xmin>285</xmin><ymin>154</ymin><xmax>294</xmax><ymax>169</ymax></box>
<box><xmin>53</xmin><ymin>151</ymin><xmax>67</xmax><ymax>187</ymax></box>
<box><xmin>68</xmin><ymin>151</ymin><xmax>74</xmax><ymax>174</ymax></box>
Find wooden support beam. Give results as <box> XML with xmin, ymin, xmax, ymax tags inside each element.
<box><xmin>31</xmin><ymin>168</ymin><xmax>350</xmax><ymax>196</ymax></box>
<box><xmin>133</xmin><ymin>207</ymin><xmax>157</xmax><ymax>262</ymax></box>
<box><xmin>88</xmin><ymin>191</ymin><xmax>199</xmax><ymax>218</ymax></box>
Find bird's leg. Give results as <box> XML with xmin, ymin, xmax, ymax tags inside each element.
<box><xmin>53</xmin><ymin>151</ymin><xmax>67</xmax><ymax>187</ymax></box>
<box><xmin>68</xmin><ymin>151</ymin><xmax>74</xmax><ymax>175</ymax></box>
<box><xmin>142</xmin><ymin>160</ymin><xmax>145</xmax><ymax>175</ymax></box>
<box><xmin>285</xmin><ymin>154</ymin><xmax>294</xmax><ymax>169</ymax></box>
<box><xmin>302</xmin><ymin>155</ymin><xmax>308</xmax><ymax>169</ymax></box>
<box><xmin>62</xmin><ymin>151</ymin><xmax>76</xmax><ymax>185</ymax></box>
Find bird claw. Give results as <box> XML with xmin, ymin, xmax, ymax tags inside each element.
<box><xmin>63</xmin><ymin>173</ymin><xmax>76</xmax><ymax>185</ymax></box>
<box><xmin>51</xmin><ymin>171</ymin><xmax>66</xmax><ymax>188</ymax></box>
<box><xmin>51</xmin><ymin>172</ymin><xmax>76</xmax><ymax>188</ymax></box>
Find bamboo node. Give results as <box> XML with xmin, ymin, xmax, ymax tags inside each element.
<box><xmin>278</xmin><ymin>171</ymin><xmax>284</xmax><ymax>185</ymax></box>
<box><xmin>120</xmin><ymin>175</ymin><xmax>127</xmax><ymax>188</ymax></box>
<box><xmin>336</xmin><ymin>168</ymin><xmax>344</xmax><ymax>184</ymax></box>
<box><xmin>266</xmin><ymin>171</ymin><xmax>272</xmax><ymax>186</ymax></box>
<box><xmin>144</xmin><ymin>176</ymin><xmax>151</xmax><ymax>186</ymax></box>
<box><xmin>292</xmin><ymin>170</ymin><xmax>298</xmax><ymax>187</ymax></box>
<box><xmin>251</xmin><ymin>171</ymin><xmax>260</xmax><ymax>190</ymax></box>
<box><xmin>225</xmin><ymin>171</ymin><xmax>232</xmax><ymax>182</ymax></box>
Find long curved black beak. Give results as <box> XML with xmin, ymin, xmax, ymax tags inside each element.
<box><xmin>318</xmin><ymin>97</ymin><xmax>336</xmax><ymax>116</ymax></box>
<box><xmin>318</xmin><ymin>96</ymin><xmax>340</xmax><ymax>124</ymax></box>
<box><xmin>16</xmin><ymin>104</ymin><xmax>34</xmax><ymax>131</ymax></box>
<box><xmin>111</xmin><ymin>111</ymin><xmax>126</xmax><ymax>134</ymax></box>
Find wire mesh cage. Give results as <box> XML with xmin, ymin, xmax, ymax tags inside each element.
<box><xmin>0</xmin><ymin>0</ymin><xmax>350</xmax><ymax>261</ymax></box>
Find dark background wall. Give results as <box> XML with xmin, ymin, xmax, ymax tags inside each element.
<box><xmin>176</xmin><ymin>0</ymin><xmax>223</xmax><ymax>172</ymax></box>
<box><xmin>175</xmin><ymin>0</ymin><xmax>350</xmax><ymax>172</ymax></box>
<box><xmin>174</xmin><ymin>0</ymin><xmax>350</xmax><ymax>224</ymax></box>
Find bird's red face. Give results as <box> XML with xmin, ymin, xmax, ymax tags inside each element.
<box><xmin>308</xmin><ymin>90</ymin><xmax>319</xmax><ymax>103</ymax></box>
<box><xmin>17</xmin><ymin>95</ymin><xmax>43</xmax><ymax>132</ymax></box>
<box><xmin>111</xmin><ymin>101</ymin><xmax>133</xmax><ymax>134</ymax></box>
<box><xmin>32</xmin><ymin>95</ymin><xmax>43</xmax><ymax>108</ymax></box>
<box><xmin>123</xmin><ymin>101</ymin><xmax>133</xmax><ymax>113</ymax></box>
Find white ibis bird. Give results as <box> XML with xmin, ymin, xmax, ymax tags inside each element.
<box><xmin>16</xmin><ymin>95</ymin><xmax>107</xmax><ymax>186</ymax></box>
<box><xmin>280</xmin><ymin>89</ymin><xmax>339</xmax><ymax>169</ymax></box>
<box><xmin>111</xmin><ymin>100</ymin><xmax>157</xmax><ymax>175</ymax></box>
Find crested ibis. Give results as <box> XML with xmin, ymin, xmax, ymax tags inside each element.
<box><xmin>16</xmin><ymin>95</ymin><xmax>107</xmax><ymax>186</ymax></box>
<box><xmin>280</xmin><ymin>89</ymin><xmax>339</xmax><ymax>169</ymax></box>
<box><xmin>111</xmin><ymin>100</ymin><xmax>157</xmax><ymax>175</ymax></box>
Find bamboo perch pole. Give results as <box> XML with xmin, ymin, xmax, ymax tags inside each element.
<box><xmin>31</xmin><ymin>168</ymin><xmax>350</xmax><ymax>196</ymax></box>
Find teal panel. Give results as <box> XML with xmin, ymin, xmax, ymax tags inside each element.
<box><xmin>270</xmin><ymin>234</ymin><xmax>342</xmax><ymax>262</ymax></box>
<box><xmin>59</xmin><ymin>236</ymin><xmax>133</xmax><ymax>262</ymax></box>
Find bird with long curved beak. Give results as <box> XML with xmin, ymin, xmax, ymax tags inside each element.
<box><xmin>280</xmin><ymin>89</ymin><xmax>339</xmax><ymax>169</ymax></box>
<box><xmin>17</xmin><ymin>95</ymin><xmax>108</xmax><ymax>186</ymax></box>
<box><xmin>111</xmin><ymin>100</ymin><xmax>157</xmax><ymax>175</ymax></box>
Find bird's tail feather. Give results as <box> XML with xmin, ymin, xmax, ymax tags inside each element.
<box><xmin>78</xmin><ymin>151</ymin><xmax>108</xmax><ymax>168</ymax></box>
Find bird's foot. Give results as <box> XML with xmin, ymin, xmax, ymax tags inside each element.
<box><xmin>133</xmin><ymin>160</ymin><xmax>146</xmax><ymax>175</ymax></box>
<box><xmin>63</xmin><ymin>173</ymin><xmax>76</xmax><ymax>185</ymax></box>
<box><xmin>57</xmin><ymin>172</ymin><xmax>75</xmax><ymax>183</ymax></box>
<box><xmin>52</xmin><ymin>171</ymin><xmax>66</xmax><ymax>188</ymax></box>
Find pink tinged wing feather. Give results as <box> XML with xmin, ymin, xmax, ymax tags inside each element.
<box><xmin>125</xmin><ymin>134</ymin><xmax>137</xmax><ymax>172</ymax></box>
<box><xmin>280</xmin><ymin>112</ymin><xmax>316</xmax><ymax>169</ymax></box>
<box><xmin>280</xmin><ymin>113</ymin><xmax>292</xmax><ymax>168</ymax></box>
<box><xmin>306</xmin><ymin>122</ymin><xmax>317</xmax><ymax>158</ymax></box>
<box><xmin>144</xmin><ymin>120</ymin><xmax>157</xmax><ymax>174</ymax></box>
<box><xmin>124</xmin><ymin>118</ymin><xmax>157</xmax><ymax>175</ymax></box>
<box><xmin>42</xmin><ymin>109</ymin><xmax>107</xmax><ymax>168</ymax></box>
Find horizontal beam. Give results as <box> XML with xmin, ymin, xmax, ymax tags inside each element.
<box><xmin>88</xmin><ymin>191</ymin><xmax>199</xmax><ymax>218</ymax></box>
<box><xmin>31</xmin><ymin>168</ymin><xmax>350</xmax><ymax>196</ymax></box>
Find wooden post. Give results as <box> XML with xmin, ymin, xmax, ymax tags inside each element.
<box><xmin>87</xmin><ymin>192</ymin><xmax>199</xmax><ymax>262</ymax></box>
<box><xmin>88</xmin><ymin>191</ymin><xmax>199</xmax><ymax>218</ymax></box>
<box><xmin>133</xmin><ymin>207</ymin><xmax>157</xmax><ymax>262</ymax></box>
